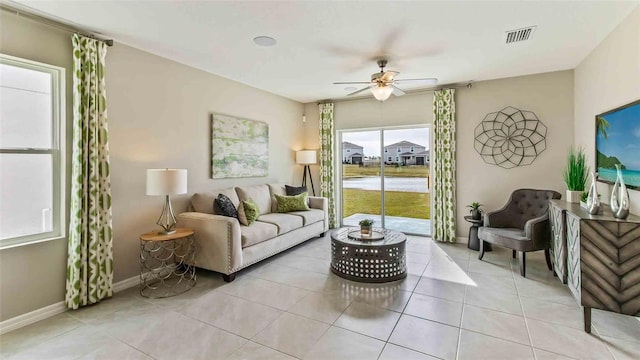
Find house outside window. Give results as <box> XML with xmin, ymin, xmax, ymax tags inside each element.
<box><xmin>347</xmin><ymin>149</ymin><xmax>350</xmax><ymax>153</ymax></box>
<box><xmin>0</xmin><ymin>54</ymin><xmax>66</xmax><ymax>249</ymax></box>
<box><xmin>397</xmin><ymin>148</ymin><xmax>401</xmax><ymax>152</ymax></box>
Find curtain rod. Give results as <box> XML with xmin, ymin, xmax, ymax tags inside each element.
<box><xmin>1</xmin><ymin>4</ymin><xmax>113</xmax><ymax>46</ymax></box>
<box><xmin>317</xmin><ymin>82</ymin><xmax>473</xmax><ymax>104</ymax></box>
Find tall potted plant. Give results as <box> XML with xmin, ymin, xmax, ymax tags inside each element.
<box><xmin>563</xmin><ymin>147</ymin><xmax>589</xmax><ymax>204</ymax></box>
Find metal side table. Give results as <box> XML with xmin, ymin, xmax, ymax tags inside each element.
<box><xmin>140</xmin><ymin>228</ymin><xmax>196</xmax><ymax>298</ymax></box>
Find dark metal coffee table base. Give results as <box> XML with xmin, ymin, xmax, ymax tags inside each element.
<box><xmin>331</xmin><ymin>228</ymin><xmax>407</xmax><ymax>283</ymax></box>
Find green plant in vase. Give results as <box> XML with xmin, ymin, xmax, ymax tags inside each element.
<box><xmin>562</xmin><ymin>147</ymin><xmax>589</xmax><ymax>204</ymax></box>
<box><xmin>467</xmin><ymin>202</ymin><xmax>483</xmax><ymax>220</ymax></box>
<box><xmin>359</xmin><ymin>218</ymin><xmax>374</xmax><ymax>235</ymax></box>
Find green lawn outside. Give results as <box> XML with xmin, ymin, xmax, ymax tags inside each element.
<box><xmin>343</xmin><ymin>164</ymin><xmax>429</xmax><ymax>178</ymax></box>
<box><xmin>342</xmin><ymin>188</ymin><xmax>431</xmax><ymax>220</ymax></box>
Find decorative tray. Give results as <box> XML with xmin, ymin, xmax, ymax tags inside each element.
<box><xmin>347</xmin><ymin>230</ymin><xmax>385</xmax><ymax>241</ymax></box>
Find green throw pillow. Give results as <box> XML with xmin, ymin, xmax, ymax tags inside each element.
<box><xmin>275</xmin><ymin>192</ymin><xmax>310</xmax><ymax>213</ymax></box>
<box><xmin>242</xmin><ymin>198</ymin><xmax>260</xmax><ymax>225</ymax></box>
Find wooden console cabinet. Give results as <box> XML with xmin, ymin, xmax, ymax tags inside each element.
<box><xmin>549</xmin><ymin>200</ymin><xmax>640</xmax><ymax>333</ymax></box>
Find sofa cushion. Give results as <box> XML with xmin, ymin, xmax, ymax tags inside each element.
<box><xmin>285</xmin><ymin>185</ymin><xmax>308</xmax><ymax>196</ymax></box>
<box><xmin>236</xmin><ymin>185</ymin><xmax>272</xmax><ymax>215</ymax></box>
<box><xmin>241</xmin><ymin>198</ymin><xmax>261</xmax><ymax>226</ymax></box>
<box><xmin>192</xmin><ymin>188</ymin><xmax>239</xmax><ymax>214</ymax></box>
<box><xmin>256</xmin><ymin>213</ymin><xmax>303</xmax><ymax>235</ymax></box>
<box><xmin>288</xmin><ymin>208</ymin><xmax>324</xmax><ymax>226</ymax></box>
<box><xmin>240</xmin><ymin>221</ymin><xmax>278</xmax><ymax>248</ymax></box>
<box><xmin>214</xmin><ymin>194</ymin><xmax>238</xmax><ymax>218</ymax></box>
<box><xmin>275</xmin><ymin>192</ymin><xmax>310</xmax><ymax>213</ymax></box>
<box><xmin>268</xmin><ymin>183</ymin><xmax>287</xmax><ymax>212</ymax></box>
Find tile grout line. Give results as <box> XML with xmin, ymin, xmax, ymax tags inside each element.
<box><xmin>510</xmin><ymin>256</ymin><xmax>538</xmax><ymax>359</ymax></box>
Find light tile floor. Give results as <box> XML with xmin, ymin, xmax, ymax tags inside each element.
<box><xmin>2</xmin><ymin>235</ymin><xmax>640</xmax><ymax>360</ymax></box>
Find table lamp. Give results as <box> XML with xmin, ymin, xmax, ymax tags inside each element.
<box><xmin>296</xmin><ymin>150</ymin><xmax>317</xmax><ymax>196</ymax></box>
<box><xmin>146</xmin><ymin>169</ymin><xmax>187</xmax><ymax>234</ymax></box>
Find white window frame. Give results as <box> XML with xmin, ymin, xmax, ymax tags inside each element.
<box><xmin>0</xmin><ymin>54</ymin><xmax>66</xmax><ymax>249</ymax></box>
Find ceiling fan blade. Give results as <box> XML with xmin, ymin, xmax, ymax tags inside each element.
<box><xmin>380</xmin><ymin>71</ymin><xmax>399</xmax><ymax>82</ymax></box>
<box><xmin>392</xmin><ymin>85</ymin><xmax>406</xmax><ymax>96</ymax></box>
<box><xmin>333</xmin><ymin>81</ymin><xmax>373</xmax><ymax>85</ymax></box>
<box><xmin>394</xmin><ymin>78</ymin><xmax>438</xmax><ymax>86</ymax></box>
<box><xmin>347</xmin><ymin>86</ymin><xmax>373</xmax><ymax>97</ymax></box>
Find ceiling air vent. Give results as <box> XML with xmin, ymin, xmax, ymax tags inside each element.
<box><xmin>505</xmin><ymin>26</ymin><xmax>536</xmax><ymax>44</ymax></box>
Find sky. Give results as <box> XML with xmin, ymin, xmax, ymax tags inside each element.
<box><xmin>341</xmin><ymin>128</ymin><xmax>429</xmax><ymax>157</ymax></box>
<box><xmin>597</xmin><ymin>102</ymin><xmax>640</xmax><ymax>170</ymax></box>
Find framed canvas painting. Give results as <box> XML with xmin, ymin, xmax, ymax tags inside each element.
<box><xmin>596</xmin><ymin>99</ymin><xmax>640</xmax><ymax>190</ymax></box>
<box><xmin>211</xmin><ymin>113</ymin><xmax>268</xmax><ymax>179</ymax></box>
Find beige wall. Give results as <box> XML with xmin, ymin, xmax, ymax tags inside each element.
<box><xmin>0</xmin><ymin>12</ymin><xmax>303</xmax><ymax>321</ymax></box>
<box><xmin>574</xmin><ymin>6</ymin><xmax>640</xmax><ymax>215</ymax></box>
<box><xmin>0</xmin><ymin>12</ymin><xmax>72</xmax><ymax>322</ymax></box>
<box><xmin>304</xmin><ymin>70</ymin><xmax>574</xmax><ymax>238</ymax></box>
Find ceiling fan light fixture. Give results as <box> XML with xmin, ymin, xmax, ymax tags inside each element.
<box><xmin>370</xmin><ymin>84</ymin><xmax>393</xmax><ymax>102</ymax></box>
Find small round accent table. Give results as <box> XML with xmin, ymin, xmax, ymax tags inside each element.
<box><xmin>139</xmin><ymin>228</ymin><xmax>196</xmax><ymax>298</ymax></box>
<box><xmin>330</xmin><ymin>227</ymin><xmax>407</xmax><ymax>283</ymax></box>
<box><xmin>464</xmin><ymin>216</ymin><xmax>491</xmax><ymax>252</ymax></box>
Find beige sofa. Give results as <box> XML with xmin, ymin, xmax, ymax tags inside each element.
<box><xmin>177</xmin><ymin>184</ymin><xmax>328</xmax><ymax>282</ymax></box>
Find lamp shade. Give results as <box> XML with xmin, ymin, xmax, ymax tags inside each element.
<box><xmin>146</xmin><ymin>169</ymin><xmax>187</xmax><ymax>195</ymax></box>
<box><xmin>371</xmin><ymin>84</ymin><xmax>393</xmax><ymax>102</ymax></box>
<box><xmin>296</xmin><ymin>150</ymin><xmax>317</xmax><ymax>165</ymax></box>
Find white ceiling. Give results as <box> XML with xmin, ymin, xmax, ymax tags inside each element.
<box><xmin>9</xmin><ymin>1</ymin><xmax>639</xmax><ymax>103</ymax></box>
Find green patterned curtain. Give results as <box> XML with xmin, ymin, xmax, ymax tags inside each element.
<box><xmin>432</xmin><ymin>89</ymin><xmax>457</xmax><ymax>243</ymax></box>
<box><xmin>65</xmin><ymin>34</ymin><xmax>114</xmax><ymax>309</ymax></box>
<box><xmin>319</xmin><ymin>103</ymin><xmax>336</xmax><ymax>228</ymax></box>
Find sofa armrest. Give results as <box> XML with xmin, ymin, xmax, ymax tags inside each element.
<box><xmin>308</xmin><ymin>196</ymin><xmax>329</xmax><ymax>232</ymax></box>
<box><xmin>524</xmin><ymin>214</ymin><xmax>550</xmax><ymax>248</ymax></box>
<box><xmin>177</xmin><ymin>212</ymin><xmax>242</xmax><ymax>274</ymax></box>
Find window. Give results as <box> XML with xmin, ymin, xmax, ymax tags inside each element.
<box><xmin>384</xmin><ymin>148</ymin><xmax>387</xmax><ymax>153</ymax></box>
<box><xmin>411</xmin><ymin>147</ymin><xmax>414</xmax><ymax>152</ymax></box>
<box><xmin>397</xmin><ymin>148</ymin><xmax>401</xmax><ymax>153</ymax></box>
<box><xmin>0</xmin><ymin>54</ymin><xmax>65</xmax><ymax>249</ymax></box>
<box><xmin>388</xmin><ymin>157</ymin><xmax>392</xmax><ymax>161</ymax></box>
<box><xmin>347</xmin><ymin>149</ymin><xmax>350</xmax><ymax>153</ymax></box>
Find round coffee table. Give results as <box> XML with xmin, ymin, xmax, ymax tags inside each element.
<box><xmin>330</xmin><ymin>227</ymin><xmax>407</xmax><ymax>283</ymax></box>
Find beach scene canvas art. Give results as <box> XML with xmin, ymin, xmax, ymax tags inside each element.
<box><xmin>596</xmin><ymin>100</ymin><xmax>640</xmax><ymax>189</ymax></box>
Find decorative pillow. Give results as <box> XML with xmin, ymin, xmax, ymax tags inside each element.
<box><xmin>242</xmin><ymin>198</ymin><xmax>260</xmax><ymax>225</ymax></box>
<box><xmin>214</xmin><ymin>194</ymin><xmax>237</xmax><ymax>218</ymax></box>
<box><xmin>285</xmin><ymin>185</ymin><xmax>308</xmax><ymax>196</ymax></box>
<box><xmin>275</xmin><ymin>192</ymin><xmax>310</xmax><ymax>213</ymax></box>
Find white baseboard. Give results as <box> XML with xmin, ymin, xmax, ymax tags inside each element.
<box><xmin>113</xmin><ymin>273</ymin><xmax>141</xmax><ymax>293</ymax></box>
<box><xmin>0</xmin><ymin>301</ymin><xmax>66</xmax><ymax>335</ymax></box>
<box><xmin>0</xmin><ymin>274</ymin><xmax>141</xmax><ymax>335</ymax></box>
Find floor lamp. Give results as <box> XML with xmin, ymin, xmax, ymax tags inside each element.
<box><xmin>296</xmin><ymin>150</ymin><xmax>317</xmax><ymax>196</ymax></box>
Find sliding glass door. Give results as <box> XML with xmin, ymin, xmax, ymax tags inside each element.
<box><xmin>340</xmin><ymin>126</ymin><xmax>431</xmax><ymax>236</ymax></box>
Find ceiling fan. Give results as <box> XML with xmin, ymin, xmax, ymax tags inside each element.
<box><xmin>333</xmin><ymin>59</ymin><xmax>438</xmax><ymax>102</ymax></box>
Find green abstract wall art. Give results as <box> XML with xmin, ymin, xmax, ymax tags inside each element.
<box><xmin>211</xmin><ymin>113</ymin><xmax>269</xmax><ymax>179</ymax></box>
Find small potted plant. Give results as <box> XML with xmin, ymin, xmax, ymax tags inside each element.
<box><xmin>359</xmin><ymin>219</ymin><xmax>374</xmax><ymax>235</ymax></box>
<box><xmin>467</xmin><ymin>202</ymin><xmax>483</xmax><ymax>220</ymax></box>
<box><xmin>563</xmin><ymin>147</ymin><xmax>589</xmax><ymax>203</ymax></box>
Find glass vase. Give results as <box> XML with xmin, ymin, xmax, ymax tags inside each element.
<box><xmin>586</xmin><ymin>171</ymin><xmax>600</xmax><ymax>215</ymax></box>
<box><xmin>610</xmin><ymin>164</ymin><xmax>630</xmax><ymax>219</ymax></box>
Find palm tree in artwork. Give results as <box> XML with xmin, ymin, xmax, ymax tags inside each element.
<box><xmin>596</xmin><ymin>115</ymin><xmax>610</xmax><ymax>140</ymax></box>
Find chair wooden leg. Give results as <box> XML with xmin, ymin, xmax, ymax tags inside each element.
<box><xmin>584</xmin><ymin>307</ymin><xmax>592</xmax><ymax>333</ymax></box>
<box><xmin>512</xmin><ymin>250</ymin><xmax>516</xmax><ymax>259</ymax></box>
<box><xmin>222</xmin><ymin>273</ymin><xmax>236</xmax><ymax>282</ymax></box>
<box><xmin>519</xmin><ymin>252</ymin><xmax>526</xmax><ymax>277</ymax></box>
<box><xmin>478</xmin><ymin>240</ymin><xmax>485</xmax><ymax>260</ymax></box>
<box><xmin>545</xmin><ymin>248</ymin><xmax>553</xmax><ymax>271</ymax></box>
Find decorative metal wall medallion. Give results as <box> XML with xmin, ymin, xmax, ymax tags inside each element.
<box><xmin>474</xmin><ymin>106</ymin><xmax>547</xmax><ymax>169</ymax></box>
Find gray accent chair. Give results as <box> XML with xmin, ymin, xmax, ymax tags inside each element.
<box><xmin>478</xmin><ymin>188</ymin><xmax>562</xmax><ymax>277</ymax></box>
